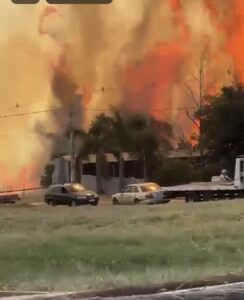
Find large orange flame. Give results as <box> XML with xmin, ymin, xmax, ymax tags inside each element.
<box><xmin>124</xmin><ymin>0</ymin><xmax>189</xmax><ymax>120</ymax></box>
<box><xmin>225</xmin><ymin>0</ymin><xmax>244</xmax><ymax>81</ymax></box>
<box><xmin>125</xmin><ymin>42</ymin><xmax>187</xmax><ymax>119</ymax></box>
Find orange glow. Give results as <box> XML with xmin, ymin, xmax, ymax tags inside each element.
<box><xmin>125</xmin><ymin>42</ymin><xmax>187</xmax><ymax>119</ymax></box>
<box><xmin>170</xmin><ymin>0</ymin><xmax>190</xmax><ymax>40</ymax></box>
<box><xmin>204</xmin><ymin>0</ymin><xmax>244</xmax><ymax>80</ymax></box>
<box><xmin>225</xmin><ymin>0</ymin><xmax>244</xmax><ymax>81</ymax></box>
<box><xmin>124</xmin><ymin>0</ymin><xmax>189</xmax><ymax>120</ymax></box>
<box><xmin>0</xmin><ymin>165</ymin><xmax>39</xmax><ymax>191</ymax></box>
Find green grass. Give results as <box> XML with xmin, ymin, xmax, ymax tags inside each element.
<box><xmin>1</xmin><ymin>200</ymin><xmax>244</xmax><ymax>291</ymax></box>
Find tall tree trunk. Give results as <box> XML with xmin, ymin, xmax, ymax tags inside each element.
<box><xmin>80</xmin><ymin>161</ymin><xmax>83</xmax><ymax>183</ymax></box>
<box><xmin>143</xmin><ymin>155</ymin><xmax>147</xmax><ymax>182</ymax></box>
<box><xmin>75</xmin><ymin>156</ymin><xmax>81</xmax><ymax>183</ymax></box>
<box><xmin>199</xmin><ymin>118</ymin><xmax>204</xmax><ymax>180</ymax></box>
<box><xmin>96</xmin><ymin>151</ymin><xmax>102</xmax><ymax>194</ymax></box>
<box><xmin>118</xmin><ymin>151</ymin><xmax>124</xmax><ymax>191</ymax></box>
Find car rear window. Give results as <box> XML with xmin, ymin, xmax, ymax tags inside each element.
<box><xmin>140</xmin><ymin>183</ymin><xmax>160</xmax><ymax>192</ymax></box>
<box><xmin>66</xmin><ymin>184</ymin><xmax>86</xmax><ymax>192</ymax></box>
<box><xmin>52</xmin><ymin>187</ymin><xmax>62</xmax><ymax>193</ymax></box>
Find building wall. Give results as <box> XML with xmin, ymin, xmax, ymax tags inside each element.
<box><xmin>52</xmin><ymin>158</ymin><xmax>70</xmax><ymax>184</ymax></box>
<box><xmin>81</xmin><ymin>175</ymin><xmax>144</xmax><ymax>195</ymax></box>
<box><xmin>52</xmin><ymin>157</ymin><xmax>144</xmax><ymax>194</ymax></box>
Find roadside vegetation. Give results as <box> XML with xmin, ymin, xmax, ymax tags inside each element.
<box><xmin>1</xmin><ymin>201</ymin><xmax>244</xmax><ymax>291</ymax></box>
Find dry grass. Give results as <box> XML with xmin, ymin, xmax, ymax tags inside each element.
<box><xmin>0</xmin><ymin>199</ymin><xmax>244</xmax><ymax>291</ymax></box>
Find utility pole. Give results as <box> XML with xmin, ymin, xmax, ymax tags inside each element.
<box><xmin>69</xmin><ymin>101</ymin><xmax>76</xmax><ymax>183</ymax></box>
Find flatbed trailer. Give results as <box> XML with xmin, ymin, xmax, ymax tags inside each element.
<box><xmin>162</xmin><ymin>155</ymin><xmax>244</xmax><ymax>202</ymax></box>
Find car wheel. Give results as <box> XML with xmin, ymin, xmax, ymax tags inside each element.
<box><xmin>91</xmin><ymin>199</ymin><xmax>99</xmax><ymax>206</ymax></box>
<box><xmin>49</xmin><ymin>200</ymin><xmax>55</xmax><ymax>206</ymax></box>
<box><xmin>113</xmin><ymin>198</ymin><xmax>119</xmax><ymax>205</ymax></box>
<box><xmin>134</xmin><ymin>198</ymin><xmax>140</xmax><ymax>204</ymax></box>
<box><xmin>162</xmin><ymin>199</ymin><xmax>171</xmax><ymax>204</ymax></box>
<box><xmin>70</xmin><ymin>200</ymin><xmax>77</xmax><ymax>207</ymax></box>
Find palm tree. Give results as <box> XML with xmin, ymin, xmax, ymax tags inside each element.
<box><xmin>108</xmin><ymin>107</ymin><xmax>130</xmax><ymax>191</ymax></box>
<box><xmin>77</xmin><ymin>109</ymin><xmax>173</xmax><ymax>193</ymax></box>
<box><xmin>125</xmin><ymin>113</ymin><xmax>173</xmax><ymax>180</ymax></box>
<box><xmin>81</xmin><ymin>107</ymin><xmax>130</xmax><ymax>192</ymax></box>
<box><xmin>108</xmin><ymin>108</ymin><xmax>173</xmax><ymax>186</ymax></box>
<box><xmin>73</xmin><ymin>129</ymin><xmax>86</xmax><ymax>183</ymax></box>
<box><xmin>78</xmin><ymin>114</ymin><xmax>113</xmax><ymax>194</ymax></box>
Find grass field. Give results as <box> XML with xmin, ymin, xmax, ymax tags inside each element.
<box><xmin>1</xmin><ymin>199</ymin><xmax>244</xmax><ymax>292</ymax></box>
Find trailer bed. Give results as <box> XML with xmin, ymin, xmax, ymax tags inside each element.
<box><xmin>162</xmin><ymin>181</ymin><xmax>235</xmax><ymax>192</ymax></box>
<box><xmin>161</xmin><ymin>181</ymin><xmax>244</xmax><ymax>202</ymax></box>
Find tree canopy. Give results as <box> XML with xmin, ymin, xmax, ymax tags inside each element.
<box><xmin>198</xmin><ymin>84</ymin><xmax>244</xmax><ymax>169</ymax></box>
<box><xmin>78</xmin><ymin>108</ymin><xmax>174</xmax><ymax>186</ymax></box>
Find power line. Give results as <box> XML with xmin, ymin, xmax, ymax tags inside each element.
<box><xmin>0</xmin><ymin>95</ymin><xmax>243</xmax><ymax>121</ymax></box>
<box><xmin>0</xmin><ymin>102</ymin><xmax>229</xmax><ymax>120</ymax></box>
<box><xmin>0</xmin><ymin>100</ymin><xmax>241</xmax><ymax>137</ymax></box>
<box><xmin>0</xmin><ymin>107</ymin><xmax>60</xmax><ymax>119</ymax></box>
<box><xmin>0</xmin><ymin>87</ymin><xmax>117</xmax><ymax>113</ymax></box>
<box><xmin>0</xmin><ymin>99</ymin><xmax>51</xmax><ymax>113</ymax></box>
<box><xmin>0</xmin><ymin>106</ymin><xmax>196</xmax><ymax>120</ymax></box>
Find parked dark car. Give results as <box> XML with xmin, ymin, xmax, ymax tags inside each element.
<box><xmin>0</xmin><ymin>193</ymin><xmax>20</xmax><ymax>204</ymax></box>
<box><xmin>44</xmin><ymin>183</ymin><xmax>99</xmax><ymax>206</ymax></box>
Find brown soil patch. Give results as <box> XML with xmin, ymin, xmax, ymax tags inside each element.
<box><xmin>30</xmin><ymin>274</ymin><xmax>244</xmax><ymax>299</ymax></box>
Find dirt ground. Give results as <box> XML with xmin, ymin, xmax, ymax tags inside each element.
<box><xmin>1</xmin><ymin>274</ymin><xmax>244</xmax><ymax>299</ymax></box>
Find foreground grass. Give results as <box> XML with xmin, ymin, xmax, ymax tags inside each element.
<box><xmin>1</xmin><ymin>200</ymin><xmax>244</xmax><ymax>291</ymax></box>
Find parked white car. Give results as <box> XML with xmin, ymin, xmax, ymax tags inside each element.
<box><xmin>112</xmin><ymin>182</ymin><xmax>169</xmax><ymax>205</ymax></box>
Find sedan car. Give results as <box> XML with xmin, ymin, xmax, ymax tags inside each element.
<box><xmin>112</xmin><ymin>182</ymin><xmax>169</xmax><ymax>205</ymax></box>
<box><xmin>44</xmin><ymin>183</ymin><xmax>99</xmax><ymax>206</ymax></box>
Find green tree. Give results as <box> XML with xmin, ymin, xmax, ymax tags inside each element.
<box><xmin>153</xmin><ymin>159</ymin><xmax>195</xmax><ymax>186</ymax></box>
<box><xmin>108</xmin><ymin>108</ymin><xmax>129</xmax><ymax>190</ymax></box>
<box><xmin>125</xmin><ymin>113</ymin><xmax>173</xmax><ymax>180</ymax></box>
<box><xmin>40</xmin><ymin>164</ymin><xmax>54</xmax><ymax>188</ymax></box>
<box><xmin>199</xmin><ymin>84</ymin><xmax>244</xmax><ymax>172</ymax></box>
<box><xmin>78</xmin><ymin>109</ymin><xmax>173</xmax><ymax>192</ymax></box>
<box><xmin>110</xmin><ymin>109</ymin><xmax>173</xmax><ymax>187</ymax></box>
<box><xmin>79</xmin><ymin>113</ymin><xmax>113</xmax><ymax>193</ymax></box>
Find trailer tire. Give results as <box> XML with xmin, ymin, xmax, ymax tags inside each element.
<box><xmin>134</xmin><ymin>198</ymin><xmax>140</xmax><ymax>204</ymax></box>
<box><xmin>185</xmin><ymin>195</ymin><xmax>192</xmax><ymax>203</ymax></box>
<box><xmin>113</xmin><ymin>198</ymin><xmax>119</xmax><ymax>205</ymax></box>
<box><xmin>202</xmin><ymin>191</ymin><xmax>213</xmax><ymax>202</ymax></box>
<box><xmin>186</xmin><ymin>192</ymin><xmax>201</xmax><ymax>202</ymax></box>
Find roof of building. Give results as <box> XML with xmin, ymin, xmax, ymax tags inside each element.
<box><xmin>59</xmin><ymin>149</ymin><xmax>208</xmax><ymax>163</ymax></box>
<box><xmin>62</xmin><ymin>153</ymin><xmax>138</xmax><ymax>163</ymax></box>
<box><xmin>167</xmin><ymin>149</ymin><xmax>208</xmax><ymax>159</ymax></box>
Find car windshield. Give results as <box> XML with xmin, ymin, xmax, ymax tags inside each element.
<box><xmin>66</xmin><ymin>184</ymin><xmax>86</xmax><ymax>193</ymax></box>
<box><xmin>140</xmin><ymin>183</ymin><xmax>160</xmax><ymax>192</ymax></box>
